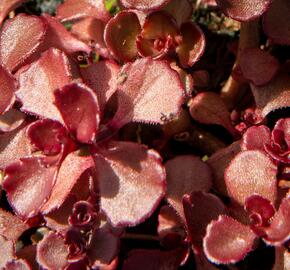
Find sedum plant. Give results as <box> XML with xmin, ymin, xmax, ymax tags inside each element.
<box><xmin>0</xmin><ymin>0</ymin><xmax>289</xmax><ymax>269</ymax></box>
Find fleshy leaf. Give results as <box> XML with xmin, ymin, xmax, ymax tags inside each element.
<box><xmin>27</xmin><ymin>119</ymin><xmax>73</xmax><ymax>156</ymax></box>
<box><xmin>239</xmin><ymin>48</ymin><xmax>279</xmax><ymax>86</ymax></box>
<box><xmin>45</xmin><ymin>195</ymin><xmax>77</xmax><ymax>232</ymax></box>
<box><xmin>273</xmin><ymin>247</ymin><xmax>290</xmax><ymax>270</ymax></box>
<box><xmin>0</xmin><ymin>65</ymin><xmax>16</xmax><ymax>114</ymax></box>
<box><xmin>41</xmin><ymin>152</ymin><xmax>94</xmax><ymax>214</ymax></box>
<box><xmin>0</xmin><ymin>109</ymin><xmax>25</xmax><ymax>133</ymax></box>
<box><xmin>16</xmin><ymin>245</ymin><xmax>37</xmax><ymax>270</ymax></box>
<box><xmin>4</xmin><ymin>259</ymin><xmax>31</xmax><ymax>270</ymax></box>
<box><xmin>207</xmin><ymin>141</ymin><xmax>241</xmax><ymax>196</ymax></box>
<box><xmin>216</xmin><ymin>0</ymin><xmax>272</xmax><ymax>22</ymax></box>
<box><xmin>88</xmin><ymin>228</ymin><xmax>120</xmax><ymax>268</ymax></box>
<box><xmin>71</xmin><ymin>17</ymin><xmax>109</xmax><ymax>58</ymax></box>
<box><xmin>110</xmin><ymin>57</ymin><xmax>184</xmax><ymax>129</ymax></box>
<box><xmin>183</xmin><ymin>191</ymin><xmax>226</xmax><ymax>254</ymax></box>
<box><xmin>56</xmin><ymin>0</ymin><xmax>110</xmax><ymax>23</ymax></box>
<box><xmin>3</xmin><ymin>157</ymin><xmax>57</xmax><ymax>218</ymax></box>
<box><xmin>0</xmin><ymin>208</ymin><xmax>29</xmax><ymax>242</ymax></box>
<box><xmin>0</xmin><ymin>124</ymin><xmax>31</xmax><ymax>169</ymax></box>
<box><xmin>157</xmin><ymin>205</ymin><xmax>185</xmax><ymax>248</ymax></box>
<box><xmin>0</xmin><ymin>0</ymin><xmax>27</xmax><ymax>25</ymax></box>
<box><xmin>68</xmin><ymin>200</ymin><xmax>99</xmax><ymax>228</ymax></box>
<box><xmin>136</xmin><ymin>11</ymin><xmax>180</xmax><ymax>59</ymax></box>
<box><xmin>37</xmin><ymin>231</ymin><xmax>69</xmax><ymax>270</ymax></box>
<box><xmin>188</xmin><ymin>92</ymin><xmax>236</xmax><ymax>136</ymax></box>
<box><xmin>163</xmin><ymin>0</ymin><xmax>193</xmax><ymax>27</ymax></box>
<box><xmin>41</xmin><ymin>14</ymin><xmax>91</xmax><ymax>55</ymax></box>
<box><xmin>225</xmin><ymin>150</ymin><xmax>277</xmax><ymax>205</ymax></box>
<box><xmin>203</xmin><ymin>215</ymin><xmax>256</xmax><ymax>264</ymax></box>
<box><xmin>263</xmin><ymin>0</ymin><xmax>290</xmax><ymax>45</ymax></box>
<box><xmin>16</xmin><ymin>48</ymin><xmax>73</xmax><ymax>123</ymax></box>
<box><xmin>176</xmin><ymin>22</ymin><xmax>205</xmax><ymax>68</ymax></box>
<box><xmin>80</xmin><ymin>61</ymin><xmax>120</xmax><ymax>112</ymax></box>
<box><xmin>54</xmin><ymin>83</ymin><xmax>100</xmax><ymax>144</ymax></box>
<box><xmin>263</xmin><ymin>196</ymin><xmax>290</xmax><ymax>245</ymax></box>
<box><xmin>250</xmin><ymin>71</ymin><xmax>290</xmax><ymax>118</ymax></box>
<box><xmin>264</xmin><ymin>118</ymin><xmax>290</xmax><ymax>164</ymax></box>
<box><xmin>104</xmin><ymin>11</ymin><xmax>141</xmax><ymax>62</ymax></box>
<box><xmin>0</xmin><ymin>235</ymin><xmax>14</xmax><ymax>268</ymax></box>
<box><xmin>120</xmin><ymin>0</ymin><xmax>170</xmax><ymax>11</ymax></box>
<box><xmin>241</xmin><ymin>125</ymin><xmax>271</xmax><ymax>151</ymax></box>
<box><xmin>0</xmin><ymin>14</ymin><xmax>47</xmax><ymax>72</ymax></box>
<box><xmin>122</xmin><ymin>248</ymin><xmax>187</xmax><ymax>270</ymax></box>
<box><xmin>272</xmin><ymin>118</ymin><xmax>290</xmax><ymax>148</ymax></box>
<box><xmin>245</xmin><ymin>195</ymin><xmax>275</xmax><ymax>231</ymax></box>
<box><xmin>165</xmin><ymin>155</ymin><xmax>212</xmax><ymax>219</ymax></box>
<box><xmin>95</xmin><ymin>141</ymin><xmax>166</xmax><ymax>227</ymax></box>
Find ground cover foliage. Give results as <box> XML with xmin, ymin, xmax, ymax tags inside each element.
<box><xmin>0</xmin><ymin>0</ymin><xmax>289</xmax><ymax>269</ymax></box>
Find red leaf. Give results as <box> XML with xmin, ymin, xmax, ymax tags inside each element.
<box><xmin>245</xmin><ymin>195</ymin><xmax>275</xmax><ymax>231</ymax></box>
<box><xmin>0</xmin><ymin>124</ymin><xmax>31</xmax><ymax>169</ymax></box>
<box><xmin>37</xmin><ymin>231</ymin><xmax>69</xmax><ymax>270</ymax></box>
<box><xmin>71</xmin><ymin>17</ymin><xmax>109</xmax><ymax>58</ymax></box>
<box><xmin>68</xmin><ymin>200</ymin><xmax>99</xmax><ymax>228</ymax></box>
<box><xmin>0</xmin><ymin>109</ymin><xmax>26</xmax><ymax>133</ymax></box>
<box><xmin>41</xmin><ymin>151</ymin><xmax>94</xmax><ymax>214</ymax></box>
<box><xmin>0</xmin><ymin>14</ymin><xmax>46</xmax><ymax>72</ymax></box>
<box><xmin>4</xmin><ymin>259</ymin><xmax>31</xmax><ymax>270</ymax></box>
<box><xmin>264</xmin><ymin>196</ymin><xmax>290</xmax><ymax>245</ymax></box>
<box><xmin>170</xmin><ymin>62</ymin><xmax>194</xmax><ymax>97</ymax></box>
<box><xmin>88</xmin><ymin>228</ymin><xmax>120</xmax><ymax>268</ymax></box>
<box><xmin>0</xmin><ymin>208</ymin><xmax>29</xmax><ymax>242</ymax></box>
<box><xmin>203</xmin><ymin>215</ymin><xmax>256</xmax><ymax>264</ymax></box>
<box><xmin>188</xmin><ymin>92</ymin><xmax>236</xmax><ymax>136</ymax></box>
<box><xmin>56</xmin><ymin>0</ymin><xmax>110</xmax><ymax>23</ymax></box>
<box><xmin>250</xmin><ymin>72</ymin><xmax>290</xmax><ymax>118</ymax></box>
<box><xmin>273</xmin><ymin>118</ymin><xmax>290</xmax><ymax>148</ymax></box>
<box><xmin>54</xmin><ymin>83</ymin><xmax>100</xmax><ymax>144</ymax></box>
<box><xmin>0</xmin><ymin>0</ymin><xmax>27</xmax><ymax>25</ymax></box>
<box><xmin>122</xmin><ymin>247</ymin><xmax>187</xmax><ymax>270</ymax></box>
<box><xmin>120</xmin><ymin>0</ymin><xmax>170</xmax><ymax>11</ymax></box>
<box><xmin>216</xmin><ymin>0</ymin><xmax>272</xmax><ymax>22</ymax></box>
<box><xmin>41</xmin><ymin>14</ymin><xmax>91</xmax><ymax>55</ymax></box>
<box><xmin>241</xmin><ymin>125</ymin><xmax>271</xmax><ymax>151</ymax></box>
<box><xmin>16</xmin><ymin>48</ymin><xmax>73</xmax><ymax>123</ymax></box>
<box><xmin>0</xmin><ymin>65</ymin><xmax>16</xmax><ymax>114</ymax></box>
<box><xmin>3</xmin><ymin>157</ymin><xmax>57</xmax><ymax>218</ymax></box>
<box><xmin>45</xmin><ymin>195</ymin><xmax>77</xmax><ymax>232</ymax></box>
<box><xmin>183</xmin><ymin>192</ymin><xmax>226</xmax><ymax>254</ymax></box>
<box><xmin>109</xmin><ymin>58</ymin><xmax>184</xmax><ymax>129</ymax></box>
<box><xmin>157</xmin><ymin>205</ymin><xmax>185</xmax><ymax>248</ymax></box>
<box><xmin>165</xmin><ymin>155</ymin><xmax>212</xmax><ymax>219</ymax></box>
<box><xmin>201</xmin><ymin>0</ymin><xmax>217</xmax><ymax>7</ymax></box>
<box><xmin>80</xmin><ymin>60</ymin><xmax>120</xmax><ymax>112</ymax></box>
<box><xmin>95</xmin><ymin>141</ymin><xmax>166</xmax><ymax>227</ymax></box>
<box><xmin>0</xmin><ymin>235</ymin><xmax>14</xmax><ymax>268</ymax></box>
<box><xmin>176</xmin><ymin>22</ymin><xmax>205</xmax><ymax>68</ymax></box>
<box><xmin>225</xmin><ymin>150</ymin><xmax>277</xmax><ymax>205</ymax></box>
<box><xmin>263</xmin><ymin>0</ymin><xmax>290</xmax><ymax>45</ymax></box>
<box><xmin>27</xmin><ymin>119</ymin><xmax>74</xmax><ymax>156</ymax></box>
<box><xmin>104</xmin><ymin>11</ymin><xmax>141</xmax><ymax>62</ymax></box>
<box><xmin>273</xmin><ymin>247</ymin><xmax>290</xmax><ymax>270</ymax></box>
<box><xmin>16</xmin><ymin>245</ymin><xmax>37</xmax><ymax>270</ymax></box>
<box><xmin>163</xmin><ymin>0</ymin><xmax>193</xmax><ymax>27</ymax></box>
<box><xmin>137</xmin><ymin>11</ymin><xmax>180</xmax><ymax>59</ymax></box>
<box><xmin>207</xmin><ymin>141</ymin><xmax>241</xmax><ymax>196</ymax></box>
<box><xmin>239</xmin><ymin>48</ymin><xmax>280</xmax><ymax>86</ymax></box>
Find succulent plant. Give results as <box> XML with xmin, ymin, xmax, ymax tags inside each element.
<box><xmin>0</xmin><ymin>0</ymin><xmax>289</xmax><ymax>269</ymax></box>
